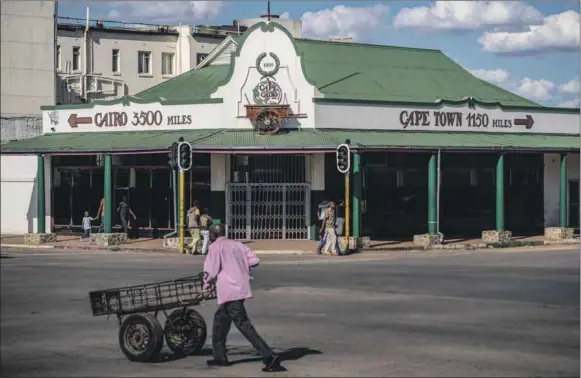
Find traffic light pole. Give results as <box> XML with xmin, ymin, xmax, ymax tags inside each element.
<box><xmin>179</xmin><ymin>168</ymin><xmax>185</xmax><ymax>254</ymax></box>
<box><xmin>344</xmin><ymin>171</ymin><xmax>350</xmax><ymax>248</ymax></box>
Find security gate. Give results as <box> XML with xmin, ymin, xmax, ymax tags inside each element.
<box><xmin>226</xmin><ymin>183</ymin><xmax>311</xmax><ymax>240</ymax></box>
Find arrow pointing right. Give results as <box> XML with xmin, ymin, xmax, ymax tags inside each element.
<box><xmin>513</xmin><ymin>115</ymin><xmax>534</xmax><ymax>129</ymax></box>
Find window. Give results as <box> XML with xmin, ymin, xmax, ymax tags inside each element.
<box><xmin>196</xmin><ymin>53</ymin><xmax>209</xmax><ymax>65</ymax></box>
<box><xmin>56</xmin><ymin>45</ymin><xmax>61</xmax><ymax>71</ymax></box>
<box><xmin>112</xmin><ymin>49</ymin><xmax>120</xmax><ymax>73</ymax></box>
<box><xmin>161</xmin><ymin>52</ymin><xmax>174</xmax><ymax>75</ymax></box>
<box><xmin>72</xmin><ymin>46</ymin><xmax>81</xmax><ymax>71</ymax></box>
<box><xmin>138</xmin><ymin>51</ymin><xmax>151</xmax><ymax>74</ymax></box>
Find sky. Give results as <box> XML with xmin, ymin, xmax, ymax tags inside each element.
<box><xmin>58</xmin><ymin>1</ymin><xmax>581</xmax><ymax>108</ymax></box>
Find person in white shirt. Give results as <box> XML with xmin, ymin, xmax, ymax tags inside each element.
<box><xmin>81</xmin><ymin>210</ymin><xmax>96</xmax><ymax>240</ymax></box>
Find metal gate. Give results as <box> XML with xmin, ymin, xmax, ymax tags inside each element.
<box><xmin>226</xmin><ymin>183</ymin><xmax>311</xmax><ymax>240</ymax></box>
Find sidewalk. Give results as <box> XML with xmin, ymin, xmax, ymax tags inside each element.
<box><xmin>1</xmin><ymin>233</ymin><xmax>578</xmax><ymax>254</ymax></box>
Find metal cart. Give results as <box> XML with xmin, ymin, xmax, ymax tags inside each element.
<box><xmin>89</xmin><ymin>272</ymin><xmax>216</xmax><ymax>362</ymax></box>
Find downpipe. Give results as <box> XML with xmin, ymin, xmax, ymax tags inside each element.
<box><xmin>436</xmin><ymin>149</ymin><xmax>444</xmax><ymax>242</ymax></box>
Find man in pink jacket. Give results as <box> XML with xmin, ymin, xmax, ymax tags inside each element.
<box><xmin>203</xmin><ymin>224</ymin><xmax>284</xmax><ymax>372</ymax></box>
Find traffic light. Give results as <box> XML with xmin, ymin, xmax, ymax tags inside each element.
<box><xmin>336</xmin><ymin>143</ymin><xmax>350</xmax><ymax>174</ymax></box>
<box><xmin>168</xmin><ymin>142</ymin><xmax>178</xmax><ymax>170</ymax></box>
<box><xmin>177</xmin><ymin>141</ymin><xmax>192</xmax><ymax>171</ymax></box>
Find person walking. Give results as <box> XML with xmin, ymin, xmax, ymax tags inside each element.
<box><xmin>203</xmin><ymin>224</ymin><xmax>284</xmax><ymax>372</ymax></box>
<box><xmin>186</xmin><ymin>201</ymin><xmax>201</xmax><ymax>254</ymax></box>
<box><xmin>321</xmin><ymin>201</ymin><xmax>340</xmax><ymax>255</ymax></box>
<box><xmin>96</xmin><ymin>197</ymin><xmax>105</xmax><ymax>233</ymax></box>
<box><xmin>117</xmin><ymin>196</ymin><xmax>136</xmax><ymax>235</ymax></box>
<box><xmin>81</xmin><ymin>210</ymin><xmax>96</xmax><ymax>241</ymax></box>
<box><xmin>199</xmin><ymin>207</ymin><xmax>213</xmax><ymax>255</ymax></box>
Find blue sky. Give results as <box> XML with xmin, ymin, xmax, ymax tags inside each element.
<box><xmin>59</xmin><ymin>1</ymin><xmax>580</xmax><ymax>107</ymax></box>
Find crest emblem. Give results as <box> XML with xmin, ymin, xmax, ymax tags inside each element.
<box><xmin>48</xmin><ymin>111</ymin><xmax>59</xmax><ymax>126</ymax></box>
<box><xmin>253</xmin><ymin>53</ymin><xmax>283</xmax><ymax>106</ymax></box>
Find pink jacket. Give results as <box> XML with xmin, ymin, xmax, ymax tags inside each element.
<box><xmin>203</xmin><ymin>237</ymin><xmax>260</xmax><ymax>305</ymax></box>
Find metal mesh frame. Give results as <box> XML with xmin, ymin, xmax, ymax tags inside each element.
<box><xmin>89</xmin><ymin>273</ymin><xmax>216</xmax><ymax>316</ymax></box>
<box><xmin>226</xmin><ymin>183</ymin><xmax>311</xmax><ymax>240</ymax></box>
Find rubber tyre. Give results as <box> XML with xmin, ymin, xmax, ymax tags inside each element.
<box><xmin>164</xmin><ymin>308</ymin><xmax>207</xmax><ymax>355</ymax></box>
<box><xmin>118</xmin><ymin>313</ymin><xmax>164</xmax><ymax>362</ymax></box>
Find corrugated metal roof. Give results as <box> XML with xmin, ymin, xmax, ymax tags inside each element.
<box><xmin>131</xmin><ymin>26</ymin><xmax>541</xmax><ymax>107</ymax></box>
<box><xmin>1</xmin><ymin>129</ymin><xmax>578</xmax><ymax>154</ymax></box>
<box><xmin>136</xmin><ymin>65</ymin><xmax>230</xmax><ymax>102</ymax></box>
<box><xmin>326</xmin><ymin>130</ymin><xmax>580</xmax><ymax>151</ymax></box>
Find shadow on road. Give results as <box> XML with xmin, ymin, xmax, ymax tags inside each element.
<box><xmin>228</xmin><ymin>347</ymin><xmax>322</xmax><ymax>366</ymax></box>
<box><xmin>153</xmin><ymin>346</ymin><xmax>322</xmax><ymax>365</ymax></box>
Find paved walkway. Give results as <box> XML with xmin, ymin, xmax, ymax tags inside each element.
<box><xmin>1</xmin><ymin>233</ymin><xmax>576</xmax><ymax>253</ymax></box>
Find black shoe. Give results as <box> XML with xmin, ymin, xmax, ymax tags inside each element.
<box><xmin>207</xmin><ymin>358</ymin><xmax>231</xmax><ymax>367</ymax></box>
<box><xmin>262</xmin><ymin>354</ymin><xmax>286</xmax><ymax>372</ymax></box>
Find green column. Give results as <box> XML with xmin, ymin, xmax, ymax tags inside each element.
<box><xmin>37</xmin><ymin>155</ymin><xmax>45</xmax><ymax>233</ymax></box>
<box><xmin>352</xmin><ymin>152</ymin><xmax>362</xmax><ymax>238</ymax></box>
<box><xmin>428</xmin><ymin>153</ymin><xmax>437</xmax><ymax>235</ymax></box>
<box><xmin>560</xmin><ymin>153</ymin><xmax>568</xmax><ymax>228</ymax></box>
<box><xmin>104</xmin><ymin>153</ymin><xmax>112</xmax><ymax>233</ymax></box>
<box><xmin>496</xmin><ymin>154</ymin><xmax>505</xmax><ymax>231</ymax></box>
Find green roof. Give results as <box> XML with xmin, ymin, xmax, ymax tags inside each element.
<box><xmin>2</xmin><ymin>129</ymin><xmax>578</xmax><ymax>154</ymax></box>
<box><xmin>133</xmin><ymin>24</ymin><xmax>541</xmax><ymax>108</ymax></box>
<box><xmin>136</xmin><ymin>65</ymin><xmax>230</xmax><ymax>102</ymax></box>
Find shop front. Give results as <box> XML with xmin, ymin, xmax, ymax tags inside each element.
<box><xmin>1</xmin><ymin>21</ymin><xmax>579</xmax><ymax>247</ymax></box>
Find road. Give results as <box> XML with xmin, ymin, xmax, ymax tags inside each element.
<box><xmin>1</xmin><ymin>247</ymin><xmax>579</xmax><ymax>377</ymax></box>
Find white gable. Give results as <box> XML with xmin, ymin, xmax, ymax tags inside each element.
<box><xmin>209</xmin><ymin>40</ymin><xmax>238</xmax><ymax>66</ymax></box>
<box><xmin>211</xmin><ymin>22</ymin><xmax>320</xmax><ymax>129</ymax></box>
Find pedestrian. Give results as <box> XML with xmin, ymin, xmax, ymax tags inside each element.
<box><xmin>96</xmin><ymin>197</ymin><xmax>105</xmax><ymax>233</ymax></box>
<box><xmin>81</xmin><ymin>210</ymin><xmax>96</xmax><ymax>241</ymax></box>
<box><xmin>186</xmin><ymin>201</ymin><xmax>201</xmax><ymax>254</ymax></box>
<box><xmin>321</xmin><ymin>201</ymin><xmax>340</xmax><ymax>255</ymax></box>
<box><xmin>203</xmin><ymin>224</ymin><xmax>284</xmax><ymax>372</ymax></box>
<box><xmin>117</xmin><ymin>196</ymin><xmax>137</xmax><ymax>235</ymax></box>
<box><xmin>199</xmin><ymin>207</ymin><xmax>213</xmax><ymax>255</ymax></box>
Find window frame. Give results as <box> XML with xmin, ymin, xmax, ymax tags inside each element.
<box><xmin>112</xmin><ymin>49</ymin><xmax>121</xmax><ymax>74</ymax></box>
<box><xmin>72</xmin><ymin>46</ymin><xmax>81</xmax><ymax>72</ymax></box>
<box><xmin>161</xmin><ymin>52</ymin><xmax>174</xmax><ymax>76</ymax></box>
<box><xmin>137</xmin><ymin>51</ymin><xmax>152</xmax><ymax>75</ymax></box>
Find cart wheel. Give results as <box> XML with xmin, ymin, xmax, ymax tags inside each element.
<box><xmin>118</xmin><ymin>313</ymin><xmax>164</xmax><ymax>362</ymax></box>
<box><xmin>164</xmin><ymin>308</ymin><xmax>207</xmax><ymax>355</ymax></box>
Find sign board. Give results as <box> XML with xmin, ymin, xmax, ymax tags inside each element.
<box><xmin>43</xmin><ymin>102</ymin><xmax>225</xmax><ymax>134</ymax></box>
<box><xmin>315</xmin><ymin>102</ymin><xmax>580</xmax><ymax>135</ymax></box>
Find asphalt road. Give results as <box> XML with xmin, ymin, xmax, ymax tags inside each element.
<box><xmin>1</xmin><ymin>247</ymin><xmax>579</xmax><ymax>377</ymax></box>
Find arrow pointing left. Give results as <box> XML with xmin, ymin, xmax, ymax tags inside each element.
<box><xmin>68</xmin><ymin>114</ymin><xmax>92</xmax><ymax>128</ymax></box>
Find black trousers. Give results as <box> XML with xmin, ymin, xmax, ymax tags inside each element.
<box><xmin>212</xmin><ymin>299</ymin><xmax>273</xmax><ymax>360</ymax></box>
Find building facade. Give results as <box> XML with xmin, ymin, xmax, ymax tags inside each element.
<box><xmin>1</xmin><ymin>21</ymin><xmax>579</xmax><ymax>245</ymax></box>
<box><xmin>1</xmin><ymin>1</ymin><xmax>56</xmax><ymax>235</ymax></box>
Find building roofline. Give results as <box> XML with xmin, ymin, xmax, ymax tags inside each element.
<box><xmin>313</xmin><ymin>97</ymin><xmax>581</xmax><ymax>114</ymax></box>
<box><xmin>294</xmin><ymin>37</ymin><xmax>443</xmax><ymax>53</ymax></box>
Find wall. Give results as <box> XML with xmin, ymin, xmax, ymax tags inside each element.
<box><xmin>0</xmin><ymin>155</ymin><xmax>52</xmax><ymax>234</ymax></box>
<box><xmin>211</xmin><ymin>22</ymin><xmax>320</xmax><ymax>129</ymax></box>
<box><xmin>56</xmin><ymin>26</ymin><xmax>225</xmax><ymax>104</ymax></box>
<box><xmin>543</xmin><ymin>153</ymin><xmax>580</xmax><ymax>227</ymax></box>
<box><xmin>1</xmin><ymin>0</ymin><xmax>55</xmax><ymax>142</ymax></box>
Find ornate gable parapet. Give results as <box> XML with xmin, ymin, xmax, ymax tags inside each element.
<box><xmin>210</xmin><ymin>21</ymin><xmax>320</xmax><ymax>130</ymax></box>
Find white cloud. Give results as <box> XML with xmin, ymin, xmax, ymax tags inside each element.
<box><xmin>478</xmin><ymin>10</ymin><xmax>580</xmax><ymax>53</ymax></box>
<box><xmin>279</xmin><ymin>12</ymin><xmax>290</xmax><ymax>20</ymax></box>
<box><xmin>559</xmin><ymin>77</ymin><xmax>580</xmax><ymax>94</ymax></box>
<box><xmin>515</xmin><ymin>78</ymin><xmax>556</xmax><ymax>100</ymax></box>
<box><xmin>558</xmin><ymin>98</ymin><xmax>580</xmax><ymax>108</ymax></box>
<box><xmin>106</xmin><ymin>1</ymin><xmax>224</xmax><ymax>23</ymax></box>
<box><xmin>393</xmin><ymin>1</ymin><xmax>543</xmax><ymax>30</ymax></box>
<box><xmin>469</xmin><ymin>69</ymin><xmax>510</xmax><ymax>85</ymax></box>
<box><xmin>301</xmin><ymin>4</ymin><xmax>389</xmax><ymax>41</ymax></box>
